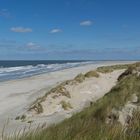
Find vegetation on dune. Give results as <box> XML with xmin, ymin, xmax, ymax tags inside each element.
<box><xmin>84</xmin><ymin>70</ymin><xmax>99</xmax><ymax>78</ymax></box>
<box><xmin>29</xmin><ymin>103</ymin><xmax>44</xmax><ymax>114</ymax></box>
<box><xmin>28</xmin><ymin>85</ymin><xmax>71</xmax><ymax>114</ymax></box>
<box><xmin>75</xmin><ymin>70</ymin><xmax>100</xmax><ymax>81</ymax></box>
<box><xmin>61</xmin><ymin>79</ymin><xmax>74</xmax><ymax>86</ymax></box>
<box><xmin>97</xmin><ymin>63</ymin><xmax>130</xmax><ymax>73</ymax></box>
<box><xmin>60</xmin><ymin>100</ymin><xmax>73</xmax><ymax>110</ymax></box>
<box><xmin>117</xmin><ymin>66</ymin><xmax>134</xmax><ymax>81</ymax></box>
<box><xmin>15</xmin><ymin>115</ymin><xmax>26</xmax><ymax>121</ymax></box>
<box><xmin>50</xmin><ymin>85</ymin><xmax>71</xmax><ymax>98</ymax></box>
<box><xmin>26</xmin><ymin>69</ymin><xmax>101</xmax><ymax>117</ymax></box>
<box><xmin>6</xmin><ymin>62</ymin><xmax>140</xmax><ymax>140</ymax></box>
<box><xmin>28</xmin><ymin>70</ymin><xmax>100</xmax><ymax>114</ymax></box>
<box><xmin>74</xmin><ymin>73</ymin><xmax>85</xmax><ymax>83</ymax></box>
<box><xmin>96</xmin><ymin>62</ymin><xmax>140</xmax><ymax>73</ymax></box>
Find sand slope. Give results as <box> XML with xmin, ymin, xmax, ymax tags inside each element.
<box><xmin>0</xmin><ymin>61</ymin><xmax>133</xmax><ymax>136</ymax></box>
<box><xmin>24</xmin><ymin>69</ymin><xmax>124</xmax><ymax>128</ymax></box>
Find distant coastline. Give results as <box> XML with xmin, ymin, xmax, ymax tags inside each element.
<box><xmin>0</xmin><ymin>60</ymin><xmax>96</xmax><ymax>82</ymax></box>
<box><xmin>0</xmin><ymin>60</ymin><xmax>136</xmax><ymax>82</ymax></box>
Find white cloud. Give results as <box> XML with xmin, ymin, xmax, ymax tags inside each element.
<box><xmin>80</xmin><ymin>20</ymin><xmax>93</xmax><ymax>26</ymax></box>
<box><xmin>26</xmin><ymin>42</ymin><xmax>41</xmax><ymax>50</ymax></box>
<box><xmin>11</xmin><ymin>27</ymin><xmax>32</xmax><ymax>33</ymax></box>
<box><xmin>50</xmin><ymin>28</ymin><xmax>62</xmax><ymax>33</ymax></box>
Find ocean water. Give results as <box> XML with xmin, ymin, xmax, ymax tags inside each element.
<box><xmin>0</xmin><ymin>60</ymin><xmax>98</xmax><ymax>82</ymax></box>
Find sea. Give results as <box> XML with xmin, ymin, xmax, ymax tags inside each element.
<box><xmin>0</xmin><ymin>60</ymin><xmax>99</xmax><ymax>82</ymax></box>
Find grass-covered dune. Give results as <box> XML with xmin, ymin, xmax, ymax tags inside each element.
<box><xmin>5</xmin><ymin>62</ymin><xmax>140</xmax><ymax>140</ymax></box>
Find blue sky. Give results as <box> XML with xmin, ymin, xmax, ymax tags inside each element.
<box><xmin>0</xmin><ymin>0</ymin><xmax>140</xmax><ymax>60</ymax></box>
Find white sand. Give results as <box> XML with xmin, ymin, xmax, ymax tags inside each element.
<box><xmin>34</xmin><ymin>70</ymin><xmax>124</xmax><ymax>116</ymax></box>
<box><xmin>0</xmin><ymin>61</ymin><xmax>134</xmax><ymax>136</ymax></box>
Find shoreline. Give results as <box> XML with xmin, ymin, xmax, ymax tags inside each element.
<box><xmin>0</xmin><ymin>61</ymin><xmax>135</xmax><ymax>84</ymax></box>
<box><xmin>0</xmin><ymin>61</ymin><xmax>135</xmax><ymax>135</ymax></box>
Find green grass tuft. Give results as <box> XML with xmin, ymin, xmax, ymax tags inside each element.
<box><xmin>74</xmin><ymin>73</ymin><xmax>85</xmax><ymax>83</ymax></box>
<box><xmin>85</xmin><ymin>70</ymin><xmax>99</xmax><ymax>78</ymax></box>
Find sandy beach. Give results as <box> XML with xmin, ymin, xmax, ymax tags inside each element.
<box><xmin>0</xmin><ymin>61</ymin><xmax>134</xmax><ymax>136</ymax></box>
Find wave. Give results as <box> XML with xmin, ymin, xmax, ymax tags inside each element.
<box><xmin>0</xmin><ymin>61</ymin><xmax>94</xmax><ymax>82</ymax></box>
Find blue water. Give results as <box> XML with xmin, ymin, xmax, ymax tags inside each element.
<box><xmin>0</xmin><ymin>60</ymin><xmax>97</xmax><ymax>82</ymax></box>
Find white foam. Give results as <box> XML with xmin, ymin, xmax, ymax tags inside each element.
<box><xmin>0</xmin><ymin>61</ymin><xmax>94</xmax><ymax>82</ymax></box>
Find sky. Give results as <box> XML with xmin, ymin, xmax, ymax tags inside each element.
<box><xmin>0</xmin><ymin>0</ymin><xmax>140</xmax><ymax>60</ymax></box>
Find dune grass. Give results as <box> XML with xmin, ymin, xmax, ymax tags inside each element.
<box><xmin>97</xmin><ymin>64</ymin><xmax>128</xmax><ymax>73</ymax></box>
<box><xmin>97</xmin><ymin>63</ymin><xmax>133</xmax><ymax>73</ymax></box>
<box><xmin>96</xmin><ymin>62</ymin><xmax>140</xmax><ymax>73</ymax></box>
<box><xmin>74</xmin><ymin>73</ymin><xmax>85</xmax><ymax>83</ymax></box>
<box><xmin>5</xmin><ymin>64</ymin><xmax>140</xmax><ymax>140</ymax></box>
<box><xmin>29</xmin><ymin>103</ymin><xmax>44</xmax><ymax>114</ymax></box>
<box><xmin>60</xmin><ymin>100</ymin><xmax>73</xmax><ymax>110</ymax></box>
<box><xmin>85</xmin><ymin>70</ymin><xmax>99</xmax><ymax>78</ymax></box>
<box><xmin>51</xmin><ymin>85</ymin><xmax>71</xmax><ymax>98</ymax></box>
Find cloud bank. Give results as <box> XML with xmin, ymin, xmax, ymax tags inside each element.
<box><xmin>11</xmin><ymin>27</ymin><xmax>32</xmax><ymax>33</ymax></box>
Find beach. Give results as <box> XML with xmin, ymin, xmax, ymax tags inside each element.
<box><xmin>0</xmin><ymin>61</ymin><xmax>134</xmax><ymax>136</ymax></box>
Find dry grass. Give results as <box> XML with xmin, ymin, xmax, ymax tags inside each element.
<box><xmin>29</xmin><ymin>103</ymin><xmax>43</xmax><ymax>114</ymax></box>
<box><xmin>15</xmin><ymin>115</ymin><xmax>26</xmax><ymax>121</ymax></box>
<box><xmin>51</xmin><ymin>85</ymin><xmax>71</xmax><ymax>98</ymax></box>
<box><xmin>29</xmin><ymin>85</ymin><xmax>71</xmax><ymax>113</ymax></box>
<box><xmin>60</xmin><ymin>100</ymin><xmax>73</xmax><ymax>110</ymax></box>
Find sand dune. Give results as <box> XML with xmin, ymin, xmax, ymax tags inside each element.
<box><xmin>23</xmin><ymin>69</ymin><xmax>124</xmax><ymax>129</ymax></box>
<box><xmin>0</xmin><ymin>61</ymin><xmax>134</xmax><ymax>136</ymax></box>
